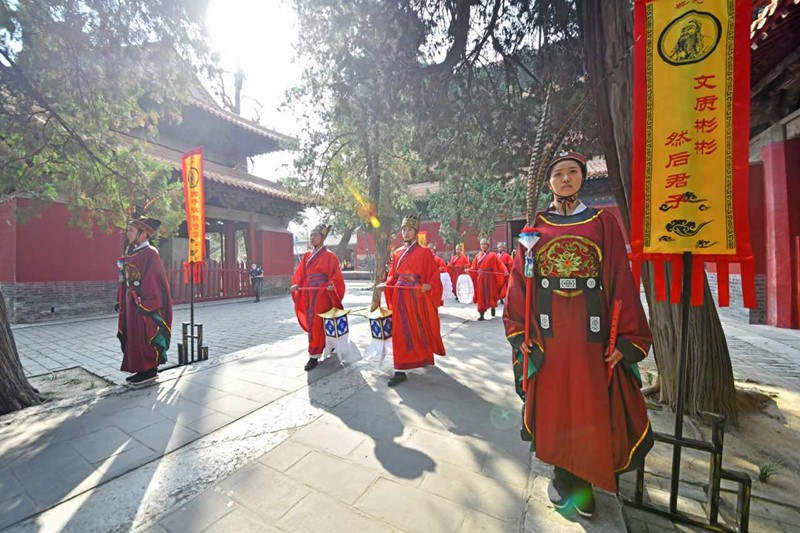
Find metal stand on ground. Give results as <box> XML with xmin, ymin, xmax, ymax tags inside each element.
<box><xmin>621</xmin><ymin>252</ymin><xmax>751</xmax><ymax>532</ymax></box>
<box><xmin>177</xmin><ymin>272</ymin><xmax>209</xmax><ymax>365</ymax></box>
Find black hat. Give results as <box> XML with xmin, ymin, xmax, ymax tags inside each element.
<box><xmin>129</xmin><ymin>218</ymin><xmax>161</xmax><ymax>236</ymax></box>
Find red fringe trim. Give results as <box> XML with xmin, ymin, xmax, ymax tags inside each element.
<box><xmin>183</xmin><ymin>261</ymin><xmax>205</xmax><ymax>285</ymax></box>
<box><xmin>717</xmin><ymin>261</ymin><xmax>730</xmax><ymax>307</ymax></box>
<box><xmin>670</xmin><ymin>255</ymin><xmax>683</xmax><ymax>304</ymax></box>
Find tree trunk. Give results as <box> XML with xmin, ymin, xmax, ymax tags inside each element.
<box><xmin>0</xmin><ymin>289</ymin><xmax>42</xmax><ymax>415</ymax></box>
<box><xmin>363</xmin><ymin>119</ymin><xmax>389</xmax><ymax>312</ymax></box>
<box><xmin>334</xmin><ymin>225</ymin><xmax>356</xmax><ymax>260</ymax></box>
<box><xmin>577</xmin><ymin>0</ymin><xmax>738</xmax><ymax>422</ymax></box>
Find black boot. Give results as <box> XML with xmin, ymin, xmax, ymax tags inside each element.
<box><xmin>304</xmin><ymin>357</ymin><xmax>319</xmax><ymax>371</ymax></box>
<box><xmin>129</xmin><ymin>368</ymin><xmax>157</xmax><ymax>385</ymax></box>
<box><xmin>547</xmin><ymin>467</ymin><xmax>573</xmax><ymax>511</ymax></box>
<box><xmin>571</xmin><ymin>475</ymin><xmax>595</xmax><ymax>518</ymax></box>
<box><xmin>478</xmin><ymin>312</ymin><xmax>485</xmax><ymax>321</ymax></box>
<box><xmin>387</xmin><ymin>372</ymin><xmax>407</xmax><ymax>387</ymax></box>
<box><xmin>490</xmin><ymin>307</ymin><xmax>496</xmax><ymax>317</ymax></box>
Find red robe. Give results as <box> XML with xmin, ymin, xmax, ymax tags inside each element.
<box><xmin>497</xmin><ymin>251</ymin><xmax>514</xmax><ymax>298</ymax></box>
<box><xmin>470</xmin><ymin>251</ymin><xmax>507</xmax><ymax>313</ymax></box>
<box><xmin>117</xmin><ymin>244</ymin><xmax>173</xmax><ymax>373</ymax></box>
<box><xmin>433</xmin><ymin>254</ymin><xmax>447</xmax><ymax>273</ymax></box>
<box><xmin>291</xmin><ymin>247</ymin><xmax>345</xmax><ymax>355</ymax></box>
<box><xmin>447</xmin><ymin>253</ymin><xmax>470</xmax><ymax>296</ymax></box>
<box><xmin>385</xmin><ymin>242</ymin><xmax>446</xmax><ymax>369</ymax></box>
<box><xmin>503</xmin><ymin>207</ymin><xmax>653</xmax><ymax>493</ymax></box>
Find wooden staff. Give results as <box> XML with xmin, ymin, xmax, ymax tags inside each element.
<box><xmin>607</xmin><ymin>298</ymin><xmax>623</xmax><ymax>385</ymax></box>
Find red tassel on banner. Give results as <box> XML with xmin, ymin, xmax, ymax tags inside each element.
<box><xmin>193</xmin><ymin>261</ymin><xmax>205</xmax><ymax>284</ymax></box>
<box><xmin>740</xmin><ymin>257</ymin><xmax>757</xmax><ymax>309</ymax></box>
<box><xmin>691</xmin><ymin>255</ymin><xmax>705</xmax><ymax>306</ymax></box>
<box><xmin>670</xmin><ymin>255</ymin><xmax>683</xmax><ymax>304</ymax></box>
<box><xmin>183</xmin><ymin>261</ymin><xmax>191</xmax><ymax>285</ymax></box>
<box><xmin>717</xmin><ymin>260</ymin><xmax>730</xmax><ymax>307</ymax></box>
<box><xmin>654</xmin><ymin>258</ymin><xmax>667</xmax><ymax>302</ymax></box>
<box><xmin>631</xmin><ymin>252</ymin><xmax>642</xmax><ymax>294</ymax></box>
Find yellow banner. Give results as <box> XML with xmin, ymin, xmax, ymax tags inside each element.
<box><xmin>181</xmin><ymin>149</ymin><xmax>205</xmax><ymax>263</ymax></box>
<box><xmin>417</xmin><ymin>231</ymin><xmax>428</xmax><ymax>247</ymax></box>
<box><xmin>640</xmin><ymin>1</ymin><xmax>737</xmax><ymax>254</ymax></box>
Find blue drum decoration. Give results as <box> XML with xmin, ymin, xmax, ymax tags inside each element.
<box><xmin>366</xmin><ymin>307</ymin><xmax>393</xmax><ymax>367</ymax></box>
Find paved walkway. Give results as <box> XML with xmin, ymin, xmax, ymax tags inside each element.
<box><xmin>4</xmin><ymin>290</ymin><xmax>800</xmax><ymax>532</ymax></box>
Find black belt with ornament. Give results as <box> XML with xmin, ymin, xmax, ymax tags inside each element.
<box><xmin>536</xmin><ymin>276</ymin><xmax>604</xmax><ymax>342</ymax></box>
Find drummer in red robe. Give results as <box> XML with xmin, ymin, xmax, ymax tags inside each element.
<box><xmin>290</xmin><ymin>224</ymin><xmax>346</xmax><ymax>371</ymax></box>
<box><xmin>117</xmin><ymin>218</ymin><xmax>173</xmax><ymax>386</ymax></box>
<box><xmin>428</xmin><ymin>243</ymin><xmax>448</xmax><ymax>307</ymax></box>
<box><xmin>470</xmin><ymin>238</ymin><xmax>507</xmax><ymax>320</ymax></box>
<box><xmin>496</xmin><ymin>241</ymin><xmax>514</xmax><ymax>302</ymax></box>
<box><xmin>503</xmin><ymin>151</ymin><xmax>653</xmax><ymax>518</ymax></box>
<box><xmin>447</xmin><ymin>243</ymin><xmax>470</xmax><ymax>297</ymax></box>
<box><xmin>378</xmin><ymin>214</ymin><xmax>446</xmax><ymax>386</ymax></box>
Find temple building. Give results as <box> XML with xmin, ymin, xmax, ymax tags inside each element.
<box><xmin>0</xmin><ymin>81</ymin><xmax>304</xmax><ymax>324</ymax></box>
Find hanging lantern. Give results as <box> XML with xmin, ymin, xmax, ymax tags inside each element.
<box><xmin>366</xmin><ymin>307</ymin><xmax>393</xmax><ymax>367</ymax></box>
<box><xmin>319</xmin><ymin>307</ymin><xmax>354</xmax><ymax>363</ymax></box>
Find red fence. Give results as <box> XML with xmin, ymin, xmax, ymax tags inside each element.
<box><xmin>166</xmin><ymin>260</ymin><xmax>252</xmax><ymax>304</ymax></box>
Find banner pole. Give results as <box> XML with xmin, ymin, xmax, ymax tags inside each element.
<box><xmin>190</xmin><ymin>263</ymin><xmax>195</xmax><ymax>362</ymax></box>
<box><xmin>669</xmin><ymin>251</ymin><xmax>692</xmax><ymax>513</ymax></box>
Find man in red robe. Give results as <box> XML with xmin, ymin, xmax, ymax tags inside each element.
<box><xmin>378</xmin><ymin>214</ymin><xmax>445</xmax><ymax>386</ymax></box>
<box><xmin>117</xmin><ymin>218</ymin><xmax>172</xmax><ymax>386</ymax></box>
<box><xmin>497</xmin><ymin>241</ymin><xmax>514</xmax><ymax>302</ymax></box>
<box><xmin>470</xmin><ymin>238</ymin><xmax>507</xmax><ymax>320</ymax></box>
<box><xmin>291</xmin><ymin>224</ymin><xmax>346</xmax><ymax>371</ymax></box>
<box><xmin>447</xmin><ymin>243</ymin><xmax>470</xmax><ymax>297</ymax></box>
<box><xmin>428</xmin><ymin>243</ymin><xmax>448</xmax><ymax>272</ymax></box>
<box><xmin>503</xmin><ymin>151</ymin><xmax>653</xmax><ymax>518</ymax></box>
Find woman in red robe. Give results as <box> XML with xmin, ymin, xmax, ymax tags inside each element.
<box><xmin>117</xmin><ymin>218</ymin><xmax>172</xmax><ymax>386</ymax></box>
<box><xmin>470</xmin><ymin>238</ymin><xmax>507</xmax><ymax>320</ymax></box>
<box><xmin>291</xmin><ymin>224</ymin><xmax>345</xmax><ymax>371</ymax></box>
<box><xmin>379</xmin><ymin>214</ymin><xmax>445</xmax><ymax>386</ymax></box>
<box><xmin>447</xmin><ymin>243</ymin><xmax>470</xmax><ymax>297</ymax></box>
<box><xmin>503</xmin><ymin>152</ymin><xmax>653</xmax><ymax>518</ymax></box>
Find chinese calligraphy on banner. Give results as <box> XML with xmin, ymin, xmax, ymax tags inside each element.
<box><xmin>631</xmin><ymin>0</ymin><xmax>755</xmax><ymax>307</ymax></box>
<box><xmin>181</xmin><ymin>148</ymin><xmax>206</xmax><ymax>283</ymax></box>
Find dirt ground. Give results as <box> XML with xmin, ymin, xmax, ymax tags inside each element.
<box><xmin>28</xmin><ymin>367</ymin><xmax>114</xmax><ymax>404</ymax></box>
<box><xmin>625</xmin><ymin>360</ymin><xmax>800</xmax><ymax>531</ymax></box>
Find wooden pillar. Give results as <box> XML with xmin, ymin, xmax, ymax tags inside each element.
<box><xmin>761</xmin><ymin>139</ymin><xmax>800</xmax><ymax>328</ymax></box>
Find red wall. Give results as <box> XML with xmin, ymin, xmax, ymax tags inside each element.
<box><xmin>356</xmin><ymin>221</ymin><xmax>507</xmax><ymax>257</ymax></box>
<box><xmin>14</xmin><ymin>200</ymin><xmax>122</xmax><ymax>282</ymax></box>
<box><xmin>0</xmin><ymin>201</ymin><xmax>17</xmax><ymax>282</ymax></box>
<box><xmin>260</xmin><ymin>230</ymin><xmax>293</xmax><ymax>276</ymax></box>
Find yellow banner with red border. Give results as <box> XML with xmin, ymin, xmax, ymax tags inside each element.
<box><xmin>631</xmin><ymin>0</ymin><xmax>754</xmax><ymax>307</ymax></box>
<box><xmin>181</xmin><ymin>148</ymin><xmax>206</xmax><ymax>283</ymax></box>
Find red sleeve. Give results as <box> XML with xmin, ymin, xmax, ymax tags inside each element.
<box><xmin>138</xmin><ymin>250</ymin><xmax>168</xmax><ymax>313</ymax></box>
<box><xmin>502</xmin><ymin>244</ymin><xmax>543</xmax><ymax>352</ymax></box>
<box><xmin>292</xmin><ymin>253</ymin><xmax>307</xmax><ymax>286</ymax></box>
<box><xmin>385</xmin><ymin>250</ymin><xmax>400</xmax><ymax>309</ymax></box>
<box><xmin>600</xmin><ymin>212</ymin><xmax>652</xmax><ymax>363</ymax></box>
<box><xmin>329</xmin><ymin>253</ymin><xmax>345</xmax><ymax>304</ymax></box>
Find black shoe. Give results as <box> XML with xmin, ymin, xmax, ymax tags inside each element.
<box><xmin>129</xmin><ymin>368</ymin><xmax>157</xmax><ymax>385</ymax></box>
<box><xmin>490</xmin><ymin>307</ymin><xmax>496</xmax><ymax>317</ymax></box>
<box><xmin>387</xmin><ymin>372</ymin><xmax>407</xmax><ymax>387</ymax></box>
<box><xmin>304</xmin><ymin>357</ymin><xmax>319</xmax><ymax>371</ymax></box>
<box><xmin>572</xmin><ymin>477</ymin><xmax>595</xmax><ymax>518</ymax></box>
<box><xmin>478</xmin><ymin>313</ymin><xmax>485</xmax><ymax>321</ymax></box>
<box><xmin>547</xmin><ymin>468</ymin><xmax>573</xmax><ymax>511</ymax></box>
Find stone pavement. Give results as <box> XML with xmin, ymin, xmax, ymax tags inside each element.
<box><xmin>1</xmin><ymin>295</ymin><xmax>626</xmax><ymax>533</ymax></box>
<box><xmin>4</xmin><ymin>288</ymin><xmax>800</xmax><ymax>533</ymax></box>
<box><xmin>11</xmin><ymin>290</ymin><xmax>305</xmax><ymax>385</ymax></box>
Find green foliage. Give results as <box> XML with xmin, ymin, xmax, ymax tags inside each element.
<box><xmin>758</xmin><ymin>463</ymin><xmax>777</xmax><ymax>483</ymax></box>
<box><xmin>0</xmin><ymin>0</ymin><xmax>212</xmax><ymax>234</ymax></box>
<box><xmin>286</xmin><ymin>1</ymin><xmax>598</xmax><ymax>245</ymax></box>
